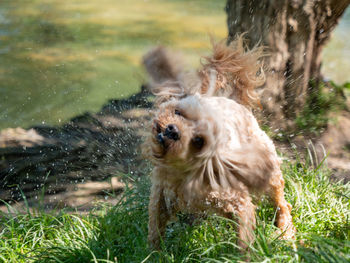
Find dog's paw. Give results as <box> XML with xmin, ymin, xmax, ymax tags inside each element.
<box><xmin>278</xmin><ymin>223</ymin><xmax>296</xmax><ymax>240</ymax></box>
<box><xmin>148</xmin><ymin>235</ymin><xmax>162</xmax><ymax>251</ymax></box>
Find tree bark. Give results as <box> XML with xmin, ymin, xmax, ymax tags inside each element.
<box><xmin>226</xmin><ymin>0</ymin><xmax>349</xmax><ymax>127</ymax></box>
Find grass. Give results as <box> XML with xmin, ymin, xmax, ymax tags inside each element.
<box><xmin>295</xmin><ymin>81</ymin><xmax>350</xmax><ymax>134</ymax></box>
<box><xmin>0</xmin><ymin>158</ymin><xmax>349</xmax><ymax>263</ymax></box>
<box><xmin>261</xmin><ymin>80</ymin><xmax>350</xmax><ymax>141</ymax></box>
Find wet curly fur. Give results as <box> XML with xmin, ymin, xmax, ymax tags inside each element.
<box><xmin>143</xmin><ymin>37</ymin><xmax>295</xmax><ymax>250</ymax></box>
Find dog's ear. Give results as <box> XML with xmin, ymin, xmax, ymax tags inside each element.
<box><xmin>222</xmin><ymin>144</ymin><xmax>275</xmax><ymax>192</ymax></box>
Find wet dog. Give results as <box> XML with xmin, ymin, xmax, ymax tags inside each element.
<box><xmin>143</xmin><ymin>37</ymin><xmax>295</xmax><ymax>250</ymax></box>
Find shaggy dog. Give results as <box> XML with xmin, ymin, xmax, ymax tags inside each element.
<box><xmin>143</xmin><ymin>37</ymin><xmax>296</xmax><ymax>250</ymax></box>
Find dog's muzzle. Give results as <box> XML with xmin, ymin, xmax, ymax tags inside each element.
<box><xmin>156</xmin><ymin>124</ymin><xmax>180</xmax><ymax>145</ymax></box>
<box><xmin>164</xmin><ymin>124</ymin><xmax>180</xmax><ymax>140</ymax></box>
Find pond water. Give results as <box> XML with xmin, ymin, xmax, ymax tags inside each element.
<box><xmin>0</xmin><ymin>0</ymin><xmax>349</xmax><ymax>130</ymax></box>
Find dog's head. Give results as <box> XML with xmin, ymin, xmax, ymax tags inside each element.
<box><xmin>145</xmin><ymin>94</ymin><xmax>220</xmax><ymax>169</ymax></box>
<box><xmin>144</xmin><ymin>93</ymin><xmax>274</xmax><ymax>192</ymax></box>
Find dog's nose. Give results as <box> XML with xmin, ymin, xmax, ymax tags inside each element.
<box><xmin>164</xmin><ymin>124</ymin><xmax>180</xmax><ymax>141</ymax></box>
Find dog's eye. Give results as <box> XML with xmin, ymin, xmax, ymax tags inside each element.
<box><xmin>192</xmin><ymin>136</ymin><xmax>204</xmax><ymax>149</ymax></box>
<box><xmin>174</xmin><ymin>109</ymin><xmax>182</xmax><ymax>116</ymax></box>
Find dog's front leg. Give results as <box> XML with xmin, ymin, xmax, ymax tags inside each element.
<box><xmin>235</xmin><ymin>199</ymin><xmax>256</xmax><ymax>250</ymax></box>
<box><xmin>222</xmin><ymin>197</ymin><xmax>256</xmax><ymax>250</ymax></box>
<box><xmin>148</xmin><ymin>182</ymin><xmax>170</xmax><ymax>250</ymax></box>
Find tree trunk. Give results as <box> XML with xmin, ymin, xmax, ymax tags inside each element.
<box><xmin>226</xmin><ymin>0</ymin><xmax>349</xmax><ymax>127</ymax></box>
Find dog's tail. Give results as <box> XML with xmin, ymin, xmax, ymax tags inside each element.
<box><xmin>199</xmin><ymin>36</ymin><xmax>265</xmax><ymax>108</ymax></box>
<box><xmin>142</xmin><ymin>46</ymin><xmax>184</xmax><ymax>85</ymax></box>
<box><xmin>142</xmin><ymin>46</ymin><xmax>193</xmax><ymax>105</ymax></box>
<box><xmin>143</xmin><ymin>36</ymin><xmax>265</xmax><ymax>107</ymax></box>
